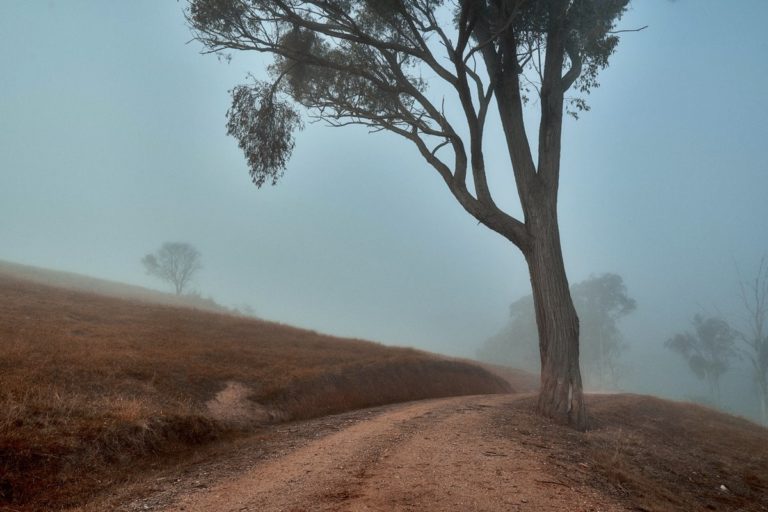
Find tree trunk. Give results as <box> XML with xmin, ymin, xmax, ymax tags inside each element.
<box><xmin>707</xmin><ymin>372</ymin><xmax>720</xmax><ymax>405</ymax></box>
<box><xmin>525</xmin><ymin>205</ymin><xmax>587</xmax><ymax>431</ymax></box>
<box><xmin>597</xmin><ymin>324</ymin><xmax>605</xmax><ymax>388</ymax></box>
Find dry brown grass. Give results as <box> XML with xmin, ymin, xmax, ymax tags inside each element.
<box><xmin>493</xmin><ymin>394</ymin><xmax>768</xmax><ymax>511</ymax></box>
<box><xmin>585</xmin><ymin>394</ymin><xmax>768</xmax><ymax>511</ymax></box>
<box><xmin>0</xmin><ymin>266</ymin><xmax>510</xmax><ymax>511</ymax></box>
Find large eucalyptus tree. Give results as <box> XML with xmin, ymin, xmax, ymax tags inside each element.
<box><xmin>187</xmin><ymin>0</ymin><xmax>630</xmax><ymax>430</ymax></box>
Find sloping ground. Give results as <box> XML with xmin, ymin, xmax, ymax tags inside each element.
<box><xmin>490</xmin><ymin>394</ymin><xmax>768</xmax><ymax>511</ymax></box>
<box><xmin>478</xmin><ymin>362</ymin><xmax>540</xmax><ymax>393</ymax></box>
<box><xmin>0</xmin><ymin>266</ymin><xmax>510</xmax><ymax>511</ymax></box>
<box><xmin>0</xmin><ymin>260</ymin><xmax>234</xmax><ymax>313</ymax></box>
<box><xmin>579</xmin><ymin>394</ymin><xmax>768</xmax><ymax>510</ymax></box>
<box><xmin>84</xmin><ymin>394</ymin><xmax>768</xmax><ymax>512</ymax></box>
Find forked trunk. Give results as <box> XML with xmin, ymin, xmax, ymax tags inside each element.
<box><xmin>525</xmin><ymin>208</ymin><xmax>586</xmax><ymax>431</ymax></box>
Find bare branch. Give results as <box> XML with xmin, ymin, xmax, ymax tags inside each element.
<box><xmin>609</xmin><ymin>25</ymin><xmax>648</xmax><ymax>34</ymax></box>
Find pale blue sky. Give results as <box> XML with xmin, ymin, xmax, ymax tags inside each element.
<box><xmin>1</xmin><ymin>1</ymin><xmax>767</xmax><ymax>405</ymax></box>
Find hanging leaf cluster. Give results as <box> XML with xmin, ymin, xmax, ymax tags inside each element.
<box><xmin>225</xmin><ymin>82</ymin><xmax>303</xmax><ymax>187</ymax></box>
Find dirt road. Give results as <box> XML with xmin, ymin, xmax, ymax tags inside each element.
<box><xmin>121</xmin><ymin>395</ymin><xmax>626</xmax><ymax>512</ymax></box>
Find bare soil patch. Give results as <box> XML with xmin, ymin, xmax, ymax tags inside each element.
<box><xmin>205</xmin><ymin>381</ymin><xmax>270</xmax><ymax>425</ymax></box>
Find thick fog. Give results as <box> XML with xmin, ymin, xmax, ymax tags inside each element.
<box><xmin>1</xmin><ymin>2</ymin><xmax>767</xmax><ymax>420</ymax></box>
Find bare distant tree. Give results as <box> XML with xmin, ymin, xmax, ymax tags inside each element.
<box><xmin>142</xmin><ymin>242</ymin><xmax>202</xmax><ymax>295</ymax></box>
<box><xmin>737</xmin><ymin>257</ymin><xmax>768</xmax><ymax>424</ymax></box>
<box><xmin>666</xmin><ymin>314</ymin><xmax>737</xmax><ymax>405</ymax></box>
<box><xmin>186</xmin><ymin>0</ymin><xmax>634</xmax><ymax>430</ymax></box>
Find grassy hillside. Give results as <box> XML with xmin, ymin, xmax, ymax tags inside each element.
<box><xmin>0</xmin><ymin>264</ymin><xmax>511</xmax><ymax>510</ymax></box>
<box><xmin>0</xmin><ymin>260</ymin><xmax>235</xmax><ymax>313</ymax></box>
<box><xmin>495</xmin><ymin>394</ymin><xmax>768</xmax><ymax>511</ymax></box>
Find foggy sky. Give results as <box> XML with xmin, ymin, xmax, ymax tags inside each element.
<box><xmin>1</xmin><ymin>2</ymin><xmax>767</xmax><ymax>407</ymax></box>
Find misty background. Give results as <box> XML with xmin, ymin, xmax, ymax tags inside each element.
<box><xmin>1</xmin><ymin>2</ymin><xmax>767</xmax><ymax>419</ymax></box>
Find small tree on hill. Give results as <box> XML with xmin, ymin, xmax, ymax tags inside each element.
<box><xmin>187</xmin><ymin>0</ymin><xmax>633</xmax><ymax>429</ymax></box>
<box><xmin>666</xmin><ymin>314</ymin><xmax>736</xmax><ymax>405</ymax></box>
<box><xmin>142</xmin><ymin>242</ymin><xmax>202</xmax><ymax>295</ymax></box>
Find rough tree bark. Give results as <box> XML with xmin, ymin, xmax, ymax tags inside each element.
<box><xmin>525</xmin><ymin>205</ymin><xmax>586</xmax><ymax>428</ymax></box>
<box><xmin>501</xmin><ymin>0</ymin><xmax>586</xmax><ymax>429</ymax></box>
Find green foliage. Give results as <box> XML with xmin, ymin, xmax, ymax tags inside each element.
<box><xmin>567</xmin><ymin>0</ymin><xmax>628</xmax><ymax>88</ymax></box>
<box><xmin>226</xmin><ymin>82</ymin><xmax>302</xmax><ymax>187</ymax></box>
<box><xmin>188</xmin><ymin>0</ymin><xmax>247</xmax><ymax>35</ymax></box>
<box><xmin>187</xmin><ymin>0</ymin><xmax>630</xmax><ymax>184</ymax></box>
<box><xmin>463</xmin><ymin>0</ymin><xmax>628</xmax><ymax>117</ymax></box>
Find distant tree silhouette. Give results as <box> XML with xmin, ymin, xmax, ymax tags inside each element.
<box><xmin>737</xmin><ymin>257</ymin><xmax>768</xmax><ymax>424</ymax></box>
<box><xmin>666</xmin><ymin>314</ymin><xmax>736</xmax><ymax>404</ymax></box>
<box><xmin>572</xmin><ymin>273</ymin><xmax>636</xmax><ymax>389</ymax></box>
<box><xmin>142</xmin><ymin>242</ymin><xmax>201</xmax><ymax>295</ymax></box>
<box><xmin>477</xmin><ymin>294</ymin><xmax>540</xmax><ymax>371</ymax></box>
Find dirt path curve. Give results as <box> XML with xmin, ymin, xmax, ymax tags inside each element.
<box><xmin>154</xmin><ymin>395</ymin><xmax>626</xmax><ymax>512</ymax></box>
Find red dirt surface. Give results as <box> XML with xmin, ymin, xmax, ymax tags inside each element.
<box><xmin>82</xmin><ymin>394</ymin><xmax>768</xmax><ymax>512</ymax></box>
